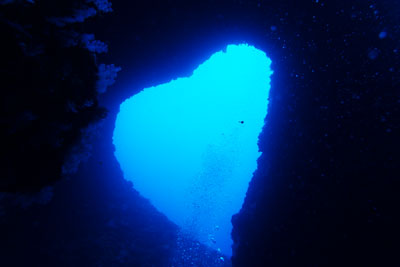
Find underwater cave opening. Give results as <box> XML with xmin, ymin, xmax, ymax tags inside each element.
<box><xmin>112</xmin><ymin>44</ymin><xmax>273</xmax><ymax>257</ymax></box>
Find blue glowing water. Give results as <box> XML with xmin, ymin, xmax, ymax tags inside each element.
<box><xmin>113</xmin><ymin>44</ymin><xmax>272</xmax><ymax>256</ymax></box>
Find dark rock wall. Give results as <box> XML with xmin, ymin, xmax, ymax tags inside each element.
<box><xmin>231</xmin><ymin>1</ymin><xmax>400</xmax><ymax>266</ymax></box>
<box><xmin>0</xmin><ymin>0</ymin><xmax>112</xmax><ymax>192</ymax></box>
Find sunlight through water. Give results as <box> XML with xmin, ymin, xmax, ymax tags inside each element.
<box><xmin>113</xmin><ymin>44</ymin><xmax>273</xmax><ymax>256</ymax></box>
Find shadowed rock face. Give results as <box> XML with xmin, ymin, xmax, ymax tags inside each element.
<box><xmin>113</xmin><ymin>44</ymin><xmax>272</xmax><ymax>256</ymax></box>
<box><xmin>0</xmin><ymin>0</ymin><xmax>113</xmax><ymax>192</ymax></box>
<box><xmin>229</xmin><ymin>2</ymin><xmax>400</xmax><ymax>266</ymax></box>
